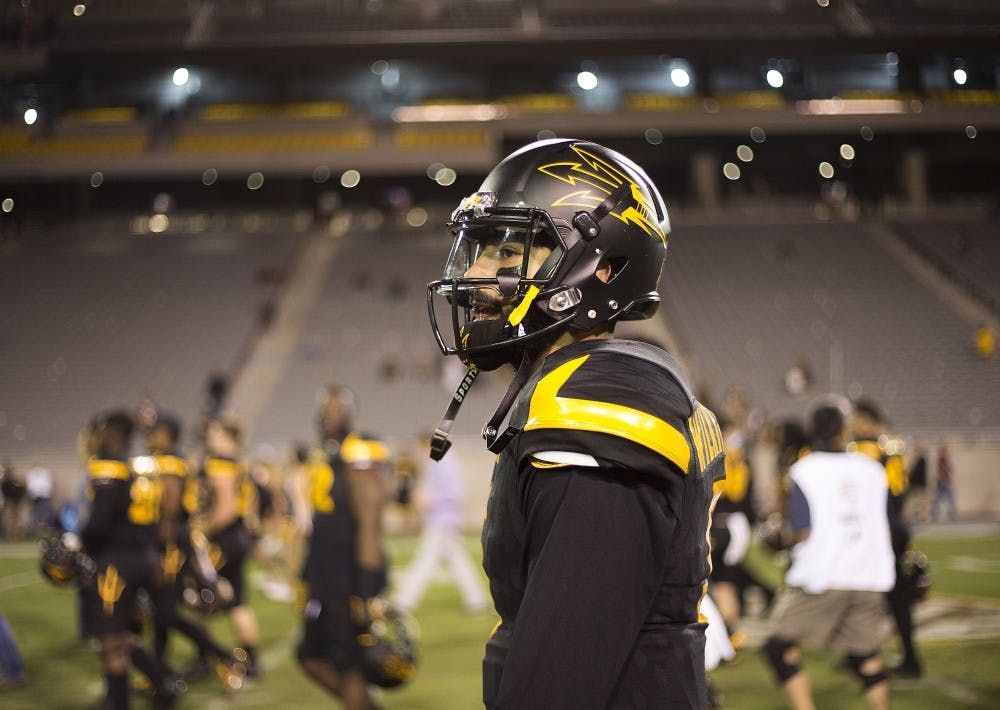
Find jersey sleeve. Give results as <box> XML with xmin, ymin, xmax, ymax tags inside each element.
<box><xmin>340</xmin><ymin>434</ymin><xmax>391</xmax><ymax>470</ymax></box>
<box><xmin>493</xmin><ymin>462</ymin><xmax>674</xmax><ymax>708</ymax></box>
<box><xmin>516</xmin><ymin>351</ymin><xmax>695</xmax><ymax>481</ymax></box>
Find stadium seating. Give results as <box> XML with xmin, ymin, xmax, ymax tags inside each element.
<box><xmin>0</xmin><ymin>216</ymin><xmax>304</xmax><ymax>477</ymax></box>
<box><xmin>660</xmin><ymin>219</ymin><xmax>1000</xmax><ymax>437</ymax></box>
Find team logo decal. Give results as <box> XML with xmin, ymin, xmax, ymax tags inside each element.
<box><xmin>538</xmin><ymin>146</ymin><xmax>665</xmax><ymax>242</ymax></box>
<box><xmin>97</xmin><ymin>565</ymin><xmax>126</xmax><ymax>616</ymax></box>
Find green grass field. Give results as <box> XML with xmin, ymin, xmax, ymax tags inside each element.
<box><xmin>1</xmin><ymin>529</ymin><xmax>999</xmax><ymax>708</ymax></box>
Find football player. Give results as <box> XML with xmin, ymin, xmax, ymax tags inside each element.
<box><xmin>200</xmin><ymin>416</ymin><xmax>262</xmax><ymax>677</ymax></box>
<box><xmin>426</xmin><ymin>139</ymin><xmax>725</xmax><ymax>707</ymax></box>
<box><xmin>294</xmin><ymin>385</ymin><xmax>403</xmax><ymax>709</ymax></box>
<box><xmin>80</xmin><ymin>410</ymin><xmax>178</xmax><ymax>709</ymax></box>
<box><xmin>140</xmin><ymin>415</ymin><xmax>243</xmax><ymax>684</ymax></box>
<box><xmin>849</xmin><ymin>398</ymin><xmax>922</xmax><ymax>677</ymax></box>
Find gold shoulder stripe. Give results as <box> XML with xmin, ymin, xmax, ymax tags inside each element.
<box><xmin>524</xmin><ymin>355</ymin><xmax>692</xmax><ymax>473</ymax></box>
<box><xmin>529</xmin><ymin>457</ymin><xmax>570</xmax><ymax>470</ymax></box>
<box><xmin>155</xmin><ymin>454</ymin><xmax>188</xmax><ymax>477</ymax></box>
<box><xmin>205</xmin><ymin>458</ymin><xmax>241</xmax><ymax>479</ymax></box>
<box><xmin>341</xmin><ymin>434</ymin><xmax>391</xmax><ymax>465</ymax></box>
<box><xmin>687</xmin><ymin>404</ymin><xmax>724</xmax><ymax>472</ymax></box>
<box><xmin>851</xmin><ymin>440</ymin><xmax>883</xmax><ymax>462</ymax></box>
<box><xmin>88</xmin><ymin>459</ymin><xmax>130</xmax><ymax>480</ymax></box>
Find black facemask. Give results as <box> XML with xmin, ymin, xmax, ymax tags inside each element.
<box><xmin>457</xmin><ymin>318</ymin><xmax>521</xmax><ymax>371</ymax></box>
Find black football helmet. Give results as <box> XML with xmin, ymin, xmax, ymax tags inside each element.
<box><xmin>357</xmin><ymin>603</ymin><xmax>420</xmax><ymax>689</ymax></box>
<box><xmin>427</xmin><ymin>138</ymin><xmax>670</xmax><ymax>372</ymax></box>
<box><xmin>39</xmin><ymin>534</ymin><xmax>94</xmax><ymax>587</ymax></box>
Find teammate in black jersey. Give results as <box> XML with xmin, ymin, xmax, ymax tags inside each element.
<box><xmin>427</xmin><ymin>139</ymin><xmax>725</xmax><ymax>708</ymax></box>
<box><xmin>295</xmin><ymin>385</ymin><xmax>393</xmax><ymax>709</ymax></box>
<box><xmin>202</xmin><ymin>416</ymin><xmax>261</xmax><ymax>676</ymax></box>
<box><xmin>80</xmin><ymin>410</ymin><xmax>178</xmax><ymax>709</ymax></box>
<box><xmin>138</xmin><ymin>415</ymin><xmax>242</xmax><ymax>685</ymax></box>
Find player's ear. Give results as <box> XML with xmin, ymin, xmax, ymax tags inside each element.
<box><xmin>595</xmin><ymin>257</ymin><xmax>612</xmax><ymax>284</ymax></box>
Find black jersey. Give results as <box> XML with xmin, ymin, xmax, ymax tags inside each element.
<box><xmin>202</xmin><ymin>456</ymin><xmax>256</xmax><ymax>524</ymax></box>
<box><xmin>301</xmin><ymin>434</ymin><xmax>390</xmax><ymax>600</ymax></box>
<box><xmin>482</xmin><ymin>339</ymin><xmax>725</xmax><ymax>709</ymax></box>
<box><xmin>82</xmin><ymin>457</ymin><xmax>162</xmax><ymax>557</ymax></box>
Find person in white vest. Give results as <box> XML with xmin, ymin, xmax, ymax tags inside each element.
<box><xmin>761</xmin><ymin>403</ymin><xmax>895</xmax><ymax>710</ymax></box>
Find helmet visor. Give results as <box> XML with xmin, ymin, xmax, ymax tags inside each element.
<box><xmin>442</xmin><ymin>212</ymin><xmax>564</xmax><ymax>283</ymax></box>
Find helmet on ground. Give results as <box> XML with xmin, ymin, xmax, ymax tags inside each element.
<box><xmin>427</xmin><ymin>138</ymin><xmax>670</xmax><ymax>371</ymax></box>
<box><xmin>358</xmin><ymin>603</ymin><xmax>420</xmax><ymax>688</ymax></box>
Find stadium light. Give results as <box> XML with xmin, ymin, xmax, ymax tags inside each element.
<box><xmin>766</xmin><ymin>69</ymin><xmax>784</xmax><ymax>88</ymax></box>
<box><xmin>953</xmin><ymin>68</ymin><xmax>967</xmax><ymax>86</ymax></box>
<box><xmin>670</xmin><ymin>68</ymin><xmax>690</xmax><ymax>88</ymax></box>
<box><xmin>73</xmin><ymin>4</ymin><xmax>87</xmax><ymax>16</ymax></box>
<box><xmin>577</xmin><ymin>71</ymin><xmax>598</xmax><ymax>91</ymax></box>
<box><xmin>172</xmin><ymin>67</ymin><xmax>189</xmax><ymax>86</ymax></box>
<box><xmin>23</xmin><ymin>108</ymin><xmax>37</xmax><ymax>125</ymax></box>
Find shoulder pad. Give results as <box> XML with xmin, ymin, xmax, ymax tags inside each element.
<box><xmin>154</xmin><ymin>454</ymin><xmax>188</xmax><ymax>477</ymax></box>
<box><xmin>87</xmin><ymin>459</ymin><xmax>130</xmax><ymax>481</ymax></box>
<box><xmin>850</xmin><ymin>439</ymin><xmax>883</xmax><ymax>462</ymax></box>
<box><xmin>205</xmin><ymin>457</ymin><xmax>241</xmax><ymax>479</ymax></box>
<box><xmin>341</xmin><ymin>434</ymin><xmax>391</xmax><ymax>467</ymax></box>
<box><xmin>522</xmin><ymin>347</ymin><xmax>697</xmax><ymax>475</ymax></box>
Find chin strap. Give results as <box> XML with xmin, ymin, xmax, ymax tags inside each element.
<box><xmin>429</xmin><ymin>367</ymin><xmax>479</xmax><ymax>461</ymax></box>
<box><xmin>483</xmin><ymin>349</ymin><xmax>533</xmax><ymax>454</ymax></box>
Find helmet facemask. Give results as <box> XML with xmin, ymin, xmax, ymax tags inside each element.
<box><xmin>427</xmin><ymin>205</ymin><xmax>573</xmax><ymax>372</ymax></box>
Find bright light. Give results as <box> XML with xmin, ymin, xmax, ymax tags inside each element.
<box><xmin>966</xmin><ymin>125</ymin><xmax>977</xmax><ymax>139</ymax></box>
<box><xmin>202</xmin><ymin>168</ymin><xmax>218</xmax><ymax>186</ymax></box>
<box><xmin>434</xmin><ymin>167</ymin><xmax>457</xmax><ymax>186</ymax></box>
<box><xmin>1</xmin><ymin>198</ymin><xmax>13</xmax><ymax>213</ymax></box>
<box><xmin>670</xmin><ymin>68</ymin><xmax>691</xmax><ymax>88</ymax></box>
<box><xmin>23</xmin><ymin>108</ymin><xmax>37</xmax><ymax>125</ymax></box>
<box><xmin>818</xmin><ymin>162</ymin><xmax>835</xmax><ymax>179</ymax></box>
<box><xmin>341</xmin><ymin>170</ymin><xmax>361</xmax><ymax>189</ymax></box>
<box><xmin>953</xmin><ymin>68</ymin><xmax>968</xmax><ymax>86</ymax></box>
<box><xmin>577</xmin><ymin>71</ymin><xmax>598</xmax><ymax>91</ymax></box>
<box><xmin>90</xmin><ymin>172</ymin><xmax>104</xmax><ymax>188</ymax></box>
<box><xmin>172</xmin><ymin>67</ymin><xmax>189</xmax><ymax>86</ymax></box>
<box><xmin>247</xmin><ymin>172</ymin><xmax>264</xmax><ymax>190</ymax></box>
<box><xmin>722</xmin><ymin>163</ymin><xmax>741</xmax><ymax>181</ymax></box>
<box><xmin>840</xmin><ymin>144</ymin><xmax>856</xmax><ymax>160</ymax></box>
<box><xmin>73</xmin><ymin>4</ymin><xmax>86</xmax><ymax>16</ymax></box>
<box><xmin>766</xmin><ymin>69</ymin><xmax>784</xmax><ymax>88</ymax></box>
<box><xmin>817</xmin><ymin>0</ymin><xmax>829</xmax><ymax>6</ymax></box>
<box><xmin>406</xmin><ymin>207</ymin><xmax>428</xmax><ymax>228</ymax></box>
<box><xmin>737</xmin><ymin>145</ymin><xmax>754</xmax><ymax>162</ymax></box>
<box><xmin>149</xmin><ymin>214</ymin><xmax>169</xmax><ymax>233</ymax></box>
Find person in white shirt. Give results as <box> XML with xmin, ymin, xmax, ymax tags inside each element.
<box><xmin>761</xmin><ymin>404</ymin><xmax>895</xmax><ymax>710</ymax></box>
<box><xmin>26</xmin><ymin>463</ymin><xmax>54</xmax><ymax>536</ymax></box>
<box><xmin>393</xmin><ymin>436</ymin><xmax>487</xmax><ymax>615</ymax></box>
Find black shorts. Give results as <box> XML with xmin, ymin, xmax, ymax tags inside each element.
<box><xmin>85</xmin><ymin>547</ymin><xmax>160</xmax><ymax>636</ymax></box>
<box><xmin>212</xmin><ymin>522</ymin><xmax>254</xmax><ymax>607</ymax></box>
<box><xmin>297</xmin><ymin>597</ymin><xmax>362</xmax><ymax>671</ymax></box>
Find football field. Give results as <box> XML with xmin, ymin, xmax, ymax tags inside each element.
<box><xmin>1</xmin><ymin>528</ymin><xmax>998</xmax><ymax>708</ymax></box>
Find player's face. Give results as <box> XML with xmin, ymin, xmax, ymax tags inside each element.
<box><xmin>463</xmin><ymin>236</ymin><xmax>552</xmax><ymax>322</ymax></box>
<box><xmin>321</xmin><ymin>396</ymin><xmax>348</xmax><ymax>440</ymax></box>
<box><xmin>146</xmin><ymin>427</ymin><xmax>172</xmax><ymax>454</ymax></box>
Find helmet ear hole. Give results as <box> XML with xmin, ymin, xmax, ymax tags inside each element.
<box><xmin>603</xmin><ymin>256</ymin><xmax>629</xmax><ymax>284</ymax></box>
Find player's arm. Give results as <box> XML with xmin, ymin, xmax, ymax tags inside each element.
<box><xmin>493</xmin><ymin>463</ymin><xmax>672</xmax><ymax>709</ymax></box>
<box><xmin>787</xmin><ymin>480</ymin><xmax>811</xmax><ymax>541</ymax></box>
<box><xmin>347</xmin><ymin>461</ymin><xmax>387</xmax><ymax>597</ymax></box>
<box><xmin>206</xmin><ymin>469</ymin><xmax>238</xmax><ymax>535</ymax></box>
<box><xmin>159</xmin><ymin>472</ymin><xmax>182</xmax><ymax>546</ymax></box>
<box><xmin>289</xmin><ymin>462</ymin><xmax>313</xmax><ymax>536</ymax></box>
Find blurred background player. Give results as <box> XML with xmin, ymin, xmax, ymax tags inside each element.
<box><xmin>761</xmin><ymin>404</ymin><xmax>896</xmax><ymax>710</ymax></box>
<box><xmin>709</xmin><ymin>419</ymin><xmax>755</xmax><ymax>646</ymax></box>
<box><xmin>931</xmin><ymin>441</ymin><xmax>957</xmax><ymax>524</ymax></box>
<box><xmin>293</xmin><ymin>385</ymin><xmax>393</xmax><ymax>709</ymax></box>
<box><xmin>201</xmin><ymin>416</ymin><xmax>261</xmax><ymax>677</ymax></box>
<box><xmin>393</xmin><ymin>433</ymin><xmax>486</xmax><ymax>615</ymax></box>
<box><xmin>142</xmin><ymin>414</ymin><xmax>243</xmax><ymax>685</ymax></box>
<box><xmin>80</xmin><ymin>410</ymin><xmax>178</xmax><ymax>709</ymax></box>
<box><xmin>849</xmin><ymin>398</ymin><xmax>923</xmax><ymax>678</ymax></box>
